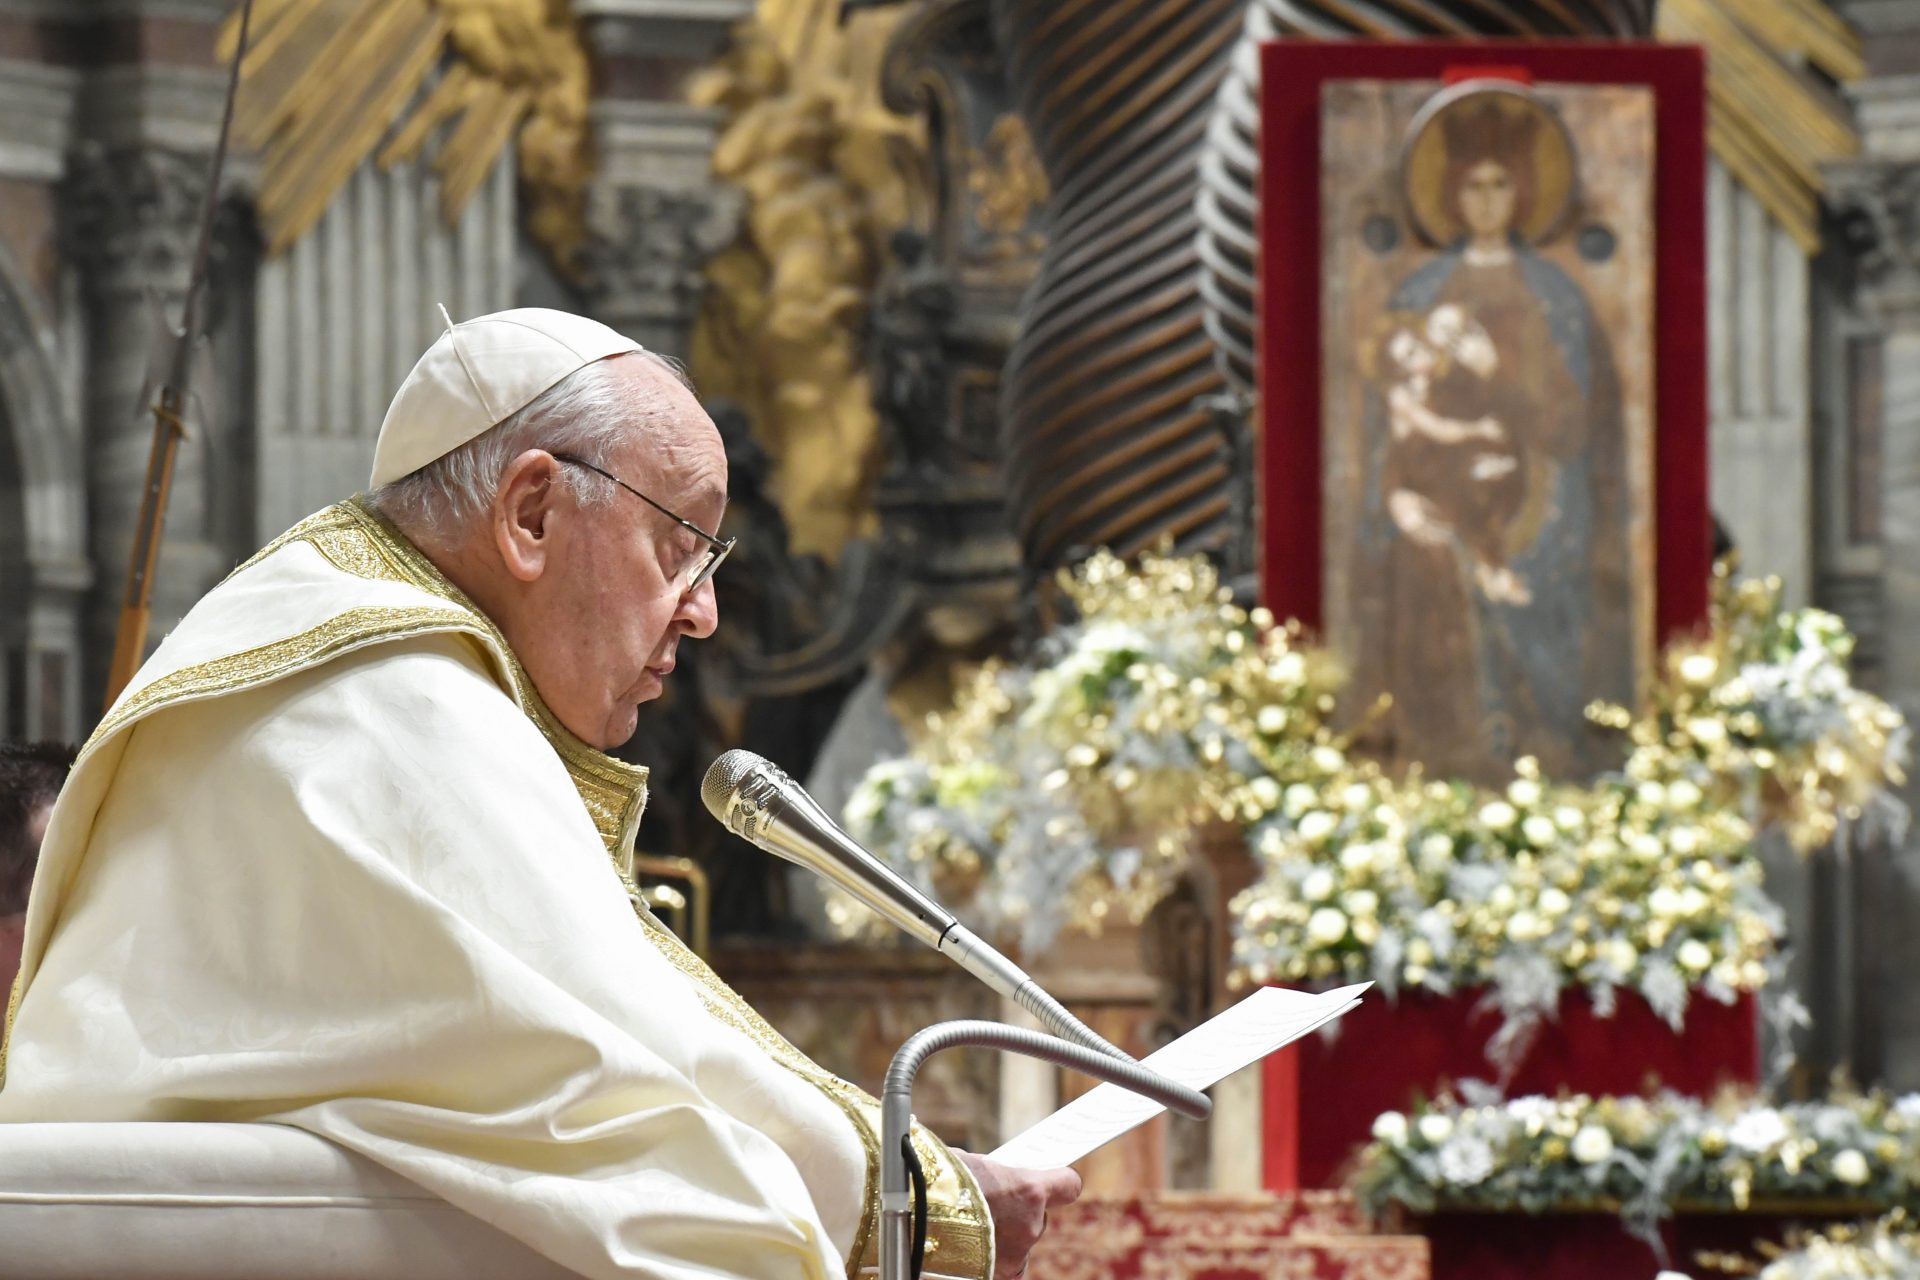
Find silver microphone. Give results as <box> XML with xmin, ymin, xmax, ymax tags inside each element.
<box><xmin>701</xmin><ymin>749</ymin><xmax>1179</xmax><ymax>1078</ymax></box>
<box><xmin>700</xmin><ymin>748</ymin><xmax>957</xmax><ymax>950</ymax></box>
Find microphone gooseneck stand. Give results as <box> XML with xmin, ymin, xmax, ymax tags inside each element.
<box><xmin>880</xmin><ymin>1020</ymin><xmax>1213</xmax><ymax>1280</ymax></box>
<box><xmin>702</xmin><ymin>751</ymin><xmax>1216</xmax><ymax>1276</ymax></box>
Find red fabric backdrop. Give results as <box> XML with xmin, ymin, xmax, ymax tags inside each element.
<box><xmin>1264</xmin><ymin>988</ymin><xmax>1760</xmax><ymax>1190</ymax></box>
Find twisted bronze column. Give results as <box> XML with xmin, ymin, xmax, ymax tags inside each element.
<box><xmin>1194</xmin><ymin>0</ymin><xmax>1655</xmax><ymax>399</ymax></box>
<box><xmin>991</xmin><ymin>0</ymin><xmax>1249</xmax><ymax>580</ymax></box>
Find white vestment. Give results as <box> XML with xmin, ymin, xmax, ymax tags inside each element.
<box><xmin>0</xmin><ymin>500</ymin><xmax>991</xmax><ymax>1280</ymax></box>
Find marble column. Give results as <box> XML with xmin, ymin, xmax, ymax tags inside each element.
<box><xmin>1852</xmin><ymin>320</ymin><xmax>1920</xmax><ymax>1088</ymax></box>
<box><xmin>1707</xmin><ymin>159</ymin><xmax>1814</xmax><ymax>601</ymax></box>
<box><xmin>0</xmin><ymin>51</ymin><xmax>87</xmax><ymax>743</ymax></box>
<box><xmin>573</xmin><ymin>0</ymin><xmax>747</xmax><ymax>358</ymax></box>
<box><xmin>64</xmin><ymin>143</ymin><xmax>232</xmax><ymax>706</ymax></box>
<box><xmin>577</xmin><ymin>128</ymin><xmax>740</xmax><ymax>359</ymax></box>
<box><xmin>250</xmin><ymin>147</ymin><xmax>516</xmax><ymax>539</ymax></box>
<box><xmin>1821</xmin><ymin>147</ymin><xmax>1920</xmax><ymax>1087</ymax></box>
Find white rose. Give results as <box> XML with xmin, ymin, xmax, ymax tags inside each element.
<box><xmin>1257</xmin><ymin>705</ymin><xmax>1289</xmax><ymax>735</ymax></box>
<box><xmin>1729</xmin><ymin>1109</ymin><xmax>1788</xmax><ymax>1153</ymax></box>
<box><xmin>1571</xmin><ymin>1125</ymin><xmax>1614</xmax><ymax>1165</ymax></box>
<box><xmin>1307</xmin><ymin>907</ymin><xmax>1349</xmax><ymax>945</ymax></box>
<box><xmin>1479</xmin><ymin>800</ymin><xmax>1518</xmax><ymax>829</ymax></box>
<box><xmin>1677</xmin><ymin>939</ymin><xmax>1714</xmax><ymax>973</ymax></box>
<box><xmin>1506</xmin><ymin>911</ymin><xmax>1545</xmax><ymax>943</ymax></box>
<box><xmin>1522</xmin><ymin>815</ymin><xmax>1558</xmax><ymax>846</ymax></box>
<box><xmin>1508</xmin><ymin>778</ymin><xmax>1543</xmax><ymax>807</ymax></box>
<box><xmin>1302</xmin><ymin>868</ymin><xmax>1337</xmax><ymax>903</ymax></box>
<box><xmin>1831</xmin><ymin>1149</ymin><xmax>1871</xmax><ymax>1186</ymax></box>
<box><xmin>1340</xmin><ymin>842</ymin><xmax>1376</xmax><ymax>872</ymax></box>
<box><xmin>1298</xmin><ymin>811</ymin><xmax>1339</xmax><ymax>843</ymax></box>
<box><xmin>1437</xmin><ymin>1134</ymin><xmax>1496</xmax><ymax>1186</ymax></box>
<box><xmin>1679</xmin><ymin>652</ymin><xmax>1718</xmax><ymax>685</ymax></box>
<box><xmin>1687</xmin><ymin>716</ymin><xmax>1726</xmax><ymax>747</ymax></box>
<box><xmin>1417</xmin><ymin>1113</ymin><xmax>1455</xmax><ymax>1144</ymax></box>
<box><xmin>1371</xmin><ymin>1111</ymin><xmax>1409</xmax><ymax>1146</ymax></box>
<box><xmin>844</xmin><ymin>785</ymin><xmax>885</xmax><ymax>831</ymax></box>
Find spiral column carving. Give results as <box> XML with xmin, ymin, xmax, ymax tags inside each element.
<box><xmin>990</xmin><ymin>0</ymin><xmax>1249</xmax><ymax>579</ymax></box>
<box><xmin>1194</xmin><ymin>0</ymin><xmax>1655</xmax><ymax>399</ymax></box>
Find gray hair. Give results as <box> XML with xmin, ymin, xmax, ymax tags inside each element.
<box><xmin>368</xmin><ymin>351</ymin><xmax>691</xmax><ymax>544</ymax></box>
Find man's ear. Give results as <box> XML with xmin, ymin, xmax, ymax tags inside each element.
<box><xmin>493</xmin><ymin>450</ymin><xmax>561</xmax><ymax>582</ymax></box>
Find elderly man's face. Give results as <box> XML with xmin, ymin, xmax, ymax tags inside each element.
<box><xmin>492</xmin><ymin>356</ymin><xmax>725</xmax><ymax>750</ymax></box>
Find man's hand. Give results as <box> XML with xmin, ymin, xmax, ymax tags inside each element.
<box><xmin>954</xmin><ymin>1151</ymin><xmax>1082</xmax><ymax>1279</ymax></box>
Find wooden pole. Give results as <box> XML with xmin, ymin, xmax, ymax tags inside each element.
<box><xmin>98</xmin><ymin>0</ymin><xmax>253</xmax><ymax>712</ymax></box>
<box><xmin>100</xmin><ymin>395</ymin><xmax>188</xmax><ymax>708</ymax></box>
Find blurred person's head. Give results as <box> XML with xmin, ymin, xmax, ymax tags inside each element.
<box><xmin>0</xmin><ymin>741</ymin><xmax>76</xmax><ymax>916</ymax></box>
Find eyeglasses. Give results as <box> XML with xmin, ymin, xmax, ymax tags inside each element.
<box><xmin>550</xmin><ymin>452</ymin><xmax>735</xmax><ymax>593</ymax></box>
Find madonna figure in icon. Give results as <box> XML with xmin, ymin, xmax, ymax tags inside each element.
<box><xmin>1356</xmin><ymin>84</ymin><xmax>1632</xmax><ymax>782</ymax></box>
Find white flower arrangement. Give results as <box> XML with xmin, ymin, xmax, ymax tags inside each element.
<box><xmin>838</xmin><ymin>551</ymin><xmax>1345</xmax><ymax>950</ymax></box>
<box><xmin>836</xmin><ymin>552</ymin><xmax>1908</xmax><ymax>1047</ymax></box>
<box><xmin>1228</xmin><ymin>752</ymin><xmax>1781</xmax><ymax>1066</ymax></box>
<box><xmin>1756</xmin><ymin>1211</ymin><xmax>1920</xmax><ymax>1279</ymax></box>
<box><xmin>1352</xmin><ymin>1090</ymin><xmax>1920</xmax><ymax>1246</ymax></box>
<box><xmin>1229</xmin><ymin>572</ymin><xmax>1905</xmax><ymax>1060</ymax></box>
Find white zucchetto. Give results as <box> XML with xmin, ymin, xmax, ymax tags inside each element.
<box><xmin>369</xmin><ymin>307</ymin><xmax>643</xmax><ymax>488</ymax></box>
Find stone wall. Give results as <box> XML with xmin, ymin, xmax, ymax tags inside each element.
<box><xmin>0</xmin><ymin>0</ymin><xmax>751</xmax><ymax>729</ymax></box>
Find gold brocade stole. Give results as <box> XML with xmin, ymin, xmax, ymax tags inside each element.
<box><xmin>270</xmin><ymin>502</ymin><xmax>991</xmax><ymax>1280</ymax></box>
<box><xmin>4</xmin><ymin>500</ymin><xmax>991</xmax><ymax>1278</ymax></box>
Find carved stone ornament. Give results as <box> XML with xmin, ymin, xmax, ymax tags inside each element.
<box><xmin>61</xmin><ymin>144</ymin><xmax>212</xmax><ymax>296</ymax></box>
<box><xmin>1827</xmin><ymin>161</ymin><xmax>1920</xmax><ymax>320</ymax></box>
<box><xmin>578</xmin><ymin>183</ymin><xmax>743</xmax><ymax>321</ymax></box>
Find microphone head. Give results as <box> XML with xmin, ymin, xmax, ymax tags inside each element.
<box><xmin>703</xmin><ymin>748</ymin><xmax>794</xmax><ymax>842</ymax></box>
<box><xmin>701</xmin><ymin>748</ymin><xmax>958</xmax><ymax>949</ymax></box>
<box><xmin>702</xmin><ymin>748</ymin><xmax>765</xmax><ymax>819</ymax></box>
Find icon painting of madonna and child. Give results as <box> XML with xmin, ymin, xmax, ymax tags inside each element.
<box><xmin>1320</xmin><ymin>80</ymin><xmax>1656</xmax><ymax>785</ymax></box>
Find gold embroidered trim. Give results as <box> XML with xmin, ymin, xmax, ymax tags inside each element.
<box><xmin>84</xmin><ymin>606</ymin><xmax>475</xmax><ymax>759</ymax></box>
<box><xmin>630</xmin><ymin>904</ymin><xmax>882</xmax><ymax>1275</ymax></box>
<box><xmin>229</xmin><ymin>503</ymin><xmax>366</xmax><ymax>579</ymax></box>
<box><xmin>16</xmin><ymin>505</ymin><xmax>997</xmax><ymax>1275</ymax></box>
<box><xmin>0</xmin><ymin>963</ymin><xmax>21</xmax><ymax>1089</ymax></box>
<box><xmin>332</xmin><ymin>500</ymin><xmax>650</xmax><ymax>865</ymax></box>
<box><xmin>7</xmin><ymin>602</ymin><xmax>485</xmax><ymax>1089</ymax></box>
<box><xmin>629</xmin><ymin>905</ymin><xmax>991</xmax><ymax>1279</ymax></box>
<box><xmin>327</xmin><ymin>498</ymin><xmax>987</xmax><ymax>1277</ymax></box>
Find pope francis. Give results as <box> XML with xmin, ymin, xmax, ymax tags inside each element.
<box><xmin>0</xmin><ymin>309</ymin><xmax>1078</xmax><ymax>1279</ymax></box>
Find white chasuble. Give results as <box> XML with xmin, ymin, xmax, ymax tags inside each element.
<box><xmin>0</xmin><ymin>500</ymin><xmax>992</xmax><ymax>1280</ymax></box>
